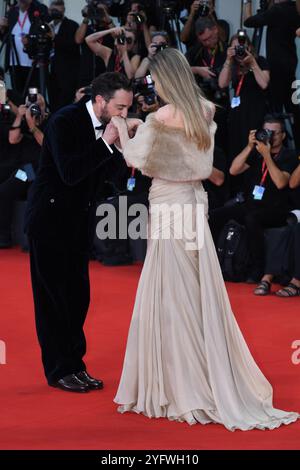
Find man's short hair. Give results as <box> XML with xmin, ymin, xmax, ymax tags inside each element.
<box><xmin>195</xmin><ymin>17</ymin><xmax>218</xmax><ymax>35</ymax></box>
<box><xmin>50</xmin><ymin>0</ymin><xmax>65</xmax><ymax>6</ymax></box>
<box><xmin>91</xmin><ymin>72</ymin><xmax>132</xmax><ymax>103</ymax></box>
<box><xmin>263</xmin><ymin>114</ymin><xmax>286</xmax><ymax>133</ymax></box>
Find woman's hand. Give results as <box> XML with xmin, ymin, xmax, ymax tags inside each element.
<box><xmin>111</xmin><ymin>116</ymin><xmax>128</xmax><ymax>132</ymax></box>
<box><xmin>242</xmin><ymin>49</ymin><xmax>256</xmax><ymax>67</ymax></box>
<box><xmin>226</xmin><ymin>46</ymin><xmax>235</xmax><ymax>63</ymax></box>
<box><xmin>111</xmin><ymin>26</ymin><xmax>125</xmax><ymax>39</ymax></box>
<box><xmin>125</xmin><ymin>118</ymin><xmax>143</xmax><ymax>131</ymax></box>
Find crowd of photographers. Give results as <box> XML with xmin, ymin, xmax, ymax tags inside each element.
<box><xmin>1</xmin><ymin>0</ymin><xmax>300</xmax><ymax>296</ymax></box>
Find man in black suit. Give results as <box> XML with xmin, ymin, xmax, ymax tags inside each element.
<box><xmin>25</xmin><ymin>72</ymin><xmax>133</xmax><ymax>393</ymax></box>
<box><xmin>0</xmin><ymin>0</ymin><xmax>49</xmax><ymax>94</ymax></box>
<box><xmin>48</xmin><ymin>0</ymin><xmax>80</xmax><ymax>111</ymax></box>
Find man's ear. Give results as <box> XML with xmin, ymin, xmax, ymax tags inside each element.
<box><xmin>95</xmin><ymin>95</ymin><xmax>106</xmax><ymax>108</ymax></box>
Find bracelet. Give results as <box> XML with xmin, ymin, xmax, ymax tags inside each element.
<box><xmin>82</xmin><ymin>19</ymin><xmax>89</xmax><ymax>25</ymax></box>
<box><xmin>30</xmin><ymin>126</ymin><xmax>39</xmax><ymax>134</ymax></box>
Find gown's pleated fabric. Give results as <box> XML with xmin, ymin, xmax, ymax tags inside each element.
<box><xmin>114</xmin><ymin>178</ymin><xmax>299</xmax><ymax>431</ymax></box>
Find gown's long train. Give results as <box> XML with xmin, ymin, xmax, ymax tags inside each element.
<box><xmin>114</xmin><ymin>178</ymin><xmax>299</xmax><ymax>431</ymax></box>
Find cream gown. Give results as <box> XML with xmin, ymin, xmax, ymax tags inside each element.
<box><xmin>113</xmin><ymin>112</ymin><xmax>299</xmax><ymax>431</ymax></box>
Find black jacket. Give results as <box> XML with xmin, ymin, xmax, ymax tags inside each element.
<box><xmin>1</xmin><ymin>0</ymin><xmax>49</xmax><ymax>70</ymax></box>
<box><xmin>50</xmin><ymin>17</ymin><xmax>80</xmax><ymax>85</ymax></box>
<box><xmin>24</xmin><ymin>98</ymin><xmax>114</xmax><ymax>244</ymax></box>
<box><xmin>244</xmin><ymin>1</ymin><xmax>300</xmax><ymax>75</ymax></box>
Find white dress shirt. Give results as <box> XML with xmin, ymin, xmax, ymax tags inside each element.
<box><xmin>85</xmin><ymin>100</ymin><xmax>113</xmax><ymax>154</ymax></box>
<box><xmin>11</xmin><ymin>10</ymin><xmax>32</xmax><ymax>67</ymax></box>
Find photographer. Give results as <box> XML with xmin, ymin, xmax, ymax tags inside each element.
<box><xmin>48</xmin><ymin>0</ymin><xmax>80</xmax><ymax>112</ymax></box>
<box><xmin>135</xmin><ymin>31</ymin><xmax>169</xmax><ymax>78</ymax></box>
<box><xmin>209</xmin><ymin>116</ymin><xmax>298</xmax><ymax>283</ymax></box>
<box><xmin>186</xmin><ymin>16</ymin><xmax>229</xmax><ymax>152</ymax></box>
<box><xmin>85</xmin><ymin>26</ymin><xmax>141</xmax><ymax>80</ymax></box>
<box><xmin>0</xmin><ymin>91</ymin><xmax>48</xmax><ymax>248</ymax></box>
<box><xmin>219</xmin><ymin>31</ymin><xmax>270</xmax><ymax>190</ymax></box>
<box><xmin>0</xmin><ymin>0</ymin><xmax>49</xmax><ymax>95</ymax></box>
<box><xmin>123</xmin><ymin>4</ymin><xmax>152</xmax><ymax>55</ymax></box>
<box><xmin>244</xmin><ymin>0</ymin><xmax>300</xmax><ymax>149</ymax></box>
<box><xmin>180</xmin><ymin>0</ymin><xmax>230</xmax><ymax>50</ymax></box>
<box><xmin>255</xmin><ymin>163</ymin><xmax>300</xmax><ymax>297</ymax></box>
<box><xmin>75</xmin><ymin>2</ymin><xmax>115</xmax><ymax>87</ymax></box>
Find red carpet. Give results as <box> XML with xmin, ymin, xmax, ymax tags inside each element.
<box><xmin>0</xmin><ymin>248</ymin><xmax>299</xmax><ymax>450</ymax></box>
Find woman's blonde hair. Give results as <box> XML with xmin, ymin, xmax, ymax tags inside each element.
<box><xmin>149</xmin><ymin>48</ymin><xmax>213</xmax><ymax>151</ymax></box>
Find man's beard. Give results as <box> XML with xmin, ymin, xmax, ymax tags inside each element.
<box><xmin>100</xmin><ymin>103</ymin><xmax>112</xmax><ymax>125</ymax></box>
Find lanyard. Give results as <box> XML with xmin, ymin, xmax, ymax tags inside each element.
<box><xmin>235</xmin><ymin>74</ymin><xmax>245</xmax><ymax>97</ymax></box>
<box><xmin>18</xmin><ymin>11</ymin><xmax>29</xmax><ymax>32</ymax></box>
<box><xmin>202</xmin><ymin>47</ymin><xmax>217</xmax><ymax>69</ymax></box>
<box><xmin>260</xmin><ymin>153</ymin><xmax>280</xmax><ymax>187</ymax></box>
<box><xmin>130</xmin><ymin>167</ymin><xmax>135</xmax><ymax>178</ymax></box>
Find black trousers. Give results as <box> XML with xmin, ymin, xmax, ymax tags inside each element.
<box><xmin>0</xmin><ymin>172</ymin><xmax>28</xmax><ymax>239</ymax></box>
<box><xmin>209</xmin><ymin>203</ymin><xmax>288</xmax><ymax>277</ymax></box>
<box><xmin>29</xmin><ymin>238</ymin><xmax>90</xmax><ymax>384</ymax></box>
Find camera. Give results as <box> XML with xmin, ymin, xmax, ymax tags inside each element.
<box><xmin>28</xmin><ymin>87</ymin><xmax>38</xmax><ymax>104</ymax></box>
<box><xmin>194</xmin><ymin>1</ymin><xmax>211</xmax><ymax>21</ymax></box>
<box><xmin>129</xmin><ymin>12</ymin><xmax>145</xmax><ymax>24</ymax></box>
<box><xmin>202</xmin><ymin>66</ymin><xmax>227</xmax><ymax>103</ymax></box>
<box><xmin>26</xmin><ymin>88</ymin><xmax>42</xmax><ymax>118</ymax></box>
<box><xmin>133</xmin><ymin>75</ymin><xmax>157</xmax><ymax>106</ymax></box>
<box><xmin>25</xmin><ymin>17</ymin><xmax>53</xmax><ymax>60</ymax></box>
<box><xmin>152</xmin><ymin>43</ymin><xmax>168</xmax><ymax>53</ymax></box>
<box><xmin>117</xmin><ymin>32</ymin><xmax>126</xmax><ymax>45</ymax></box>
<box><xmin>235</xmin><ymin>29</ymin><xmax>247</xmax><ymax>60</ymax></box>
<box><xmin>255</xmin><ymin>129</ymin><xmax>274</xmax><ymax>145</ymax></box>
<box><xmin>0</xmin><ymin>103</ymin><xmax>13</xmax><ymax>121</ymax></box>
<box><xmin>82</xmin><ymin>0</ymin><xmax>111</xmax><ymax>22</ymax></box>
<box><xmin>161</xmin><ymin>1</ymin><xmax>180</xmax><ymax>16</ymax></box>
<box><xmin>29</xmin><ymin>103</ymin><xmax>42</xmax><ymax>118</ymax></box>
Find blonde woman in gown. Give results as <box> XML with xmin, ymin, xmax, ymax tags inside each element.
<box><xmin>112</xmin><ymin>49</ymin><xmax>299</xmax><ymax>431</ymax></box>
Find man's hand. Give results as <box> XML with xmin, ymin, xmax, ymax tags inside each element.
<box><xmin>248</xmin><ymin>130</ymin><xmax>257</xmax><ymax>149</ymax></box>
<box><xmin>256</xmin><ymin>140</ymin><xmax>271</xmax><ymax>160</ymax></box>
<box><xmin>102</xmin><ymin>121</ymin><xmax>119</xmax><ymax>146</ymax></box>
<box><xmin>190</xmin><ymin>1</ymin><xmax>201</xmax><ymax>18</ymax></box>
<box><xmin>148</xmin><ymin>43</ymin><xmax>158</xmax><ymax>58</ymax></box>
<box><xmin>0</xmin><ymin>17</ymin><xmax>8</xmax><ymax>29</ymax></box>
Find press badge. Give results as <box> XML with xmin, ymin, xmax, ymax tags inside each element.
<box><xmin>15</xmin><ymin>169</ymin><xmax>28</xmax><ymax>182</ymax></box>
<box><xmin>252</xmin><ymin>185</ymin><xmax>265</xmax><ymax>201</ymax></box>
<box><xmin>231</xmin><ymin>96</ymin><xmax>241</xmax><ymax>108</ymax></box>
<box><xmin>127</xmin><ymin>177</ymin><xmax>136</xmax><ymax>192</ymax></box>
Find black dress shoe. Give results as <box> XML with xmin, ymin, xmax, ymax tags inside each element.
<box><xmin>76</xmin><ymin>371</ymin><xmax>104</xmax><ymax>390</ymax></box>
<box><xmin>50</xmin><ymin>373</ymin><xmax>89</xmax><ymax>393</ymax></box>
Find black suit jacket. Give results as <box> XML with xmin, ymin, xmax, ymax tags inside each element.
<box><xmin>24</xmin><ymin>98</ymin><xmax>114</xmax><ymax>245</ymax></box>
<box><xmin>51</xmin><ymin>17</ymin><xmax>80</xmax><ymax>86</ymax></box>
<box><xmin>1</xmin><ymin>1</ymin><xmax>49</xmax><ymax>70</ymax></box>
